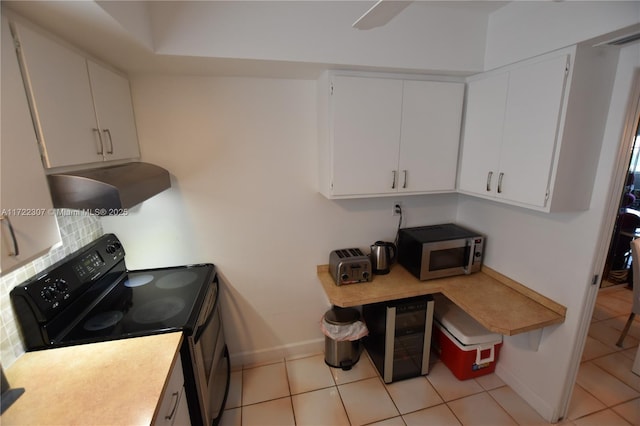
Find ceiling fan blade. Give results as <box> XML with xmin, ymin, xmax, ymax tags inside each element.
<box><xmin>352</xmin><ymin>0</ymin><xmax>412</xmax><ymax>30</ymax></box>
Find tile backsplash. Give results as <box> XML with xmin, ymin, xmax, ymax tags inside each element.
<box><xmin>0</xmin><ymin>210</ymin><xmax>103</xmax><ymax>367</ymax></box>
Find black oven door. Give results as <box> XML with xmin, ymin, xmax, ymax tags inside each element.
<box><xmin>188</xmin><ymin>280</ymin><xmax>230</xmax><ymax>426</ymax></box>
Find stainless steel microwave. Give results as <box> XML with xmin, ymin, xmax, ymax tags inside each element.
<box><xmin>397</xmin><ymin>224</ymin><xmax>484</xmax><ymax>280</ymax></box>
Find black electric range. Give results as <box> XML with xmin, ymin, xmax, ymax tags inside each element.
<box><xmin>10</xmin><ymin>234</ymin><xmax>229</xmax><ymax>426</ymax></box>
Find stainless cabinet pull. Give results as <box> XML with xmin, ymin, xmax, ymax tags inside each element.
<box><xmin>486</xmin><ymin>171</ymin><xmax>493</xmax><ymax>192</ymax></box>
<box><xmin>391</xmin><ymin>170</ymin><xmax>397</xmax><ymax>189</ymax></box>
<box><xmin>465</xmin><ymin>238</ymin><xmax>477</xmax><ymax>274</ymax></box>
<box><xmin>165</xmin><ymin>391</ymin><xmax>179</xmax><ymax>420</ymax></box>
<box><xmin>402</xmin><ymin>170</ymin><xmax>407</xmax><ymax>189</ymax></box>
<box><xmin>497</xmin><ymin>172</ymin><xmax>504</xmax><ymax>194</ymax></box>
<box><xmin>93</xmin><ymin>128</ymin><xmax>104</xmax><ymax>155</ymax></box>
<box><xmin>102</xmin><ymin>129</ymin><xmax>114</xmax><ymax>154</ymax></box>
<box><xmin>1</xmin><ymin>215</ymin><xmax>19</xmax><ymax>257</ymax></box>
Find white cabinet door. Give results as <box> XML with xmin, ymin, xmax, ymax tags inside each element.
<box><xmin>1</xmin><ymin>18</ymin><xmax>60</xmax><ymax>274</ymax></box>
<box><xmin>330</xmin><ymin>75</ymin><xmax>402</xmax><ymax>196</ymax></box>
<box><xmin>398</xmin><ymin>80</ymin><xmax>464</xmax><ymax>193</ymax></box>
<box><xmin>458</xmin><ymin>72</ymin><xmax>508</xmax><ymax>197</ymax></box>
<box><xmin>88</xmin><ymin>60</ymin><xmax>140</xmax><ymax>162</ymax></box>
<box><xmin>497</xmin><ymin>54</ymin><xmax>569</xmax><ymax>207</ymax></box>
<box><xmin>12</xmin><ymin>22</ymin><xmax>102</xmax><ymax>168</ymax></box>
<box><xmin>155</xmin><ymin>354</ymin><xmax>190</xmax><ymax>426</ymax></box>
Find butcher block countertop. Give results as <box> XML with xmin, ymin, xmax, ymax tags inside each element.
<box><xmin>1</xmin><ymin>332</ymin><xmax>183</xmax><ymax>425</ymax></box>
<box><xmin>317</xmin><ymin>264</ymin><xmax>566</xmax><ymax>336</ymax></box>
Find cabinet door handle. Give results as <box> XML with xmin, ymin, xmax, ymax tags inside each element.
<box><xmin>497</xmin><ymin>172</ymin><xmax>504</xmax><ymax>194</ymax></box>
<box><xmin>102</xmin><ymin>129</ymin><xmax>114</xmax><ymax>154</ymax></box>
<box><xmin>1</xmin><ymin>215</ymin><xmax>19</xmax><ymax>257</ymax></box>
<box><xmin>165</xmin><ymin>391</ymin><xmax>180</xmax><ymax>420</ymax></box>
<box><xmin>391</xmin><ymin>170</ymin><xmax>397</xmax><ymax>189</ymax></box>
<box><xmin>402</xmin><ymin>170</ymin><xmax>408</xmax><ymax>189</ymax></box>
<box><xmin>486</xmin><ymin>171</ymin><xmax>493</xmax><ymax>192</ymax></box>
<box><xmin>93</xmin><ymin>128</ymin><xmax>104</xmax><ymax>155</ymax></box>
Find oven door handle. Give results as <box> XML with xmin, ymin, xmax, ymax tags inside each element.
<box><xmin>193</xmin><ymin>279</ymin><xmax>219</xmax><ymax>343</ymax></box>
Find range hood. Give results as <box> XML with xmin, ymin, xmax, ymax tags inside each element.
<box><xmin>47</xmin><ymin>162</ymin><xmax>171</xmax><ymax>214</ymax></box>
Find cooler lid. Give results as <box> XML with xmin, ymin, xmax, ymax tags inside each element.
<box><xmin>433</xmin><ymin>294</ymin><xmax>502</xmax><ymax>345</ymax></box>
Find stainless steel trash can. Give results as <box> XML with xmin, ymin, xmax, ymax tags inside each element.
<box><xmin>323</xmin><ymin>306</ymin><xmax>362</xmax><ymax>370</ymax></box>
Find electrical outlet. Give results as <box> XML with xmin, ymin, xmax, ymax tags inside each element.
<box><xmin>392</xmin><ymin>203</ymin><xmax>402</xmax><ymax>216</ymax></box>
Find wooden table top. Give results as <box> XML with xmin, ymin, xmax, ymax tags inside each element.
<box><xmin>318</xmin><ymin>264</ymin><xmax>566</xmax><ymax>336</ymax></box>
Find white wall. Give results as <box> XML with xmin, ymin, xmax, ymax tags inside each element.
<box><xmin>456</xmin><ymin>35</ymin><xmax>640</xmax><ymax>426</ymax></box>
<box><xmin>146</xmin><ymin>1</ymin><xmax>489</xmax><ymax>73</ymax></box>
<box><xmin>485</xmin><ymin>1</ymin><xmax>640</xmax><ymax>69</ymax></box>
<box><xmin>101</xmin><ymin>75</ymin><xmax>460</xmax><ymax>364</ymax></box>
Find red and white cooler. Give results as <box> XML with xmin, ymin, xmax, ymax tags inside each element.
<box><xmin>432</xmin><ymin>294</ymin><xmax>502</xmax><ymax>380</ymax></box>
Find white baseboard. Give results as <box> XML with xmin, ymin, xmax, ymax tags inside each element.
<box><xmin>496</xmin><ymin>363</ymin><xmax>559</xmax><ymax>423</ymax></box>
<box><xmin>229</xmin><ymin>338</ymin><xmax>325</xmax><ymax>368</ymax></box>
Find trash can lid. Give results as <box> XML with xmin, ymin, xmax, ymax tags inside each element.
<box><xmin>324</xmin><ymin>306</ymin><xmax>360</xmax><ymax>325</ymax></box>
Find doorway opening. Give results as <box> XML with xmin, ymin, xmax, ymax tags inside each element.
<box><xmin>603</xmin><ymin>121</ymin><xmax>640</xmax><ymax>288</ymax></box>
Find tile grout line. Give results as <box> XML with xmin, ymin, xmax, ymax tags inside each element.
<box><xmin>483</xmin><ymin>385</ymin><xmax>524</xmax><ymax>426</ymax></box>
<box><xmin>282</xmin><ymin>360</ymin><xmax>297</xmax><ymax>426</ymax></box>
<box><xmin>322</xmin><ymin>357</ymin><xmax>355</xmax><ymax>426</ymax></box>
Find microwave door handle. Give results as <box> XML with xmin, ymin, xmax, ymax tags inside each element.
<box><xmin>464</xmin><ymin>239</ymin><xmax>475</xmax><ymax>274</ymax></box>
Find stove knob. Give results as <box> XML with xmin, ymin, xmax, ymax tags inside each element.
<box><xmin>54</xmin><ymin>279</ymin><xmax>68</xmax><ymax>292</ymax></box>
<box><xmin>41</xmin><ymin>287</ymin><xmax>56</xmax><ymax>302</ymax></box>
<box><xmin>106</xmin><ymin>242</ymin><xmax>122</xmax><ymax>254</ymax></box>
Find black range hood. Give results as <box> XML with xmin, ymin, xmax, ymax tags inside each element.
<box><xmin>47</xmin><ymin>162</ymin><xmax>171</xmax><ymax>214</ymax></box>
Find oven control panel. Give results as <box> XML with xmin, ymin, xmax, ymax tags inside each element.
<box><xmin>73</xmin><ymin>251</ymin><xmax>106</xmax><ymax>280</ymax></box>
<box><xmin>10</xmin><ymin>234</ymin><xmax>126</xmax><ymax>319</ymax></box>
<box><xmin>38</xmin><ymin>277</ymin><xmax>70</xmax><ymax>305</ymax></box>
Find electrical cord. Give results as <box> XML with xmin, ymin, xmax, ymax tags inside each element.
<box><xmin>394</xmin><ymin>204</ymin><xmax>403</xmax><ymax>248</ymax></box>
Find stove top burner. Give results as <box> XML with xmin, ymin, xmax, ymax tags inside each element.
<box><xmin>156</xmin><ymin>271</ymin><xmax>199</xmax><ymax>289</ymax></box>
<box><xmin>132</xmin><ymin>297</ymin><xmax>186</xmax><ymax>324</ymax></box>
<box><xmin>124</xmin><ymin>274</ymin><xmax>154</xmax><ymax>288</ymax></box>
<box><xmin>84</xmin><ymin>311</ymin><xmax>124</xmax><ymax>331</ymax></box>
<box><xmin>10</xmin><ymin>233</ymin><xmax>216</xmax><ymax>349</ymax></box>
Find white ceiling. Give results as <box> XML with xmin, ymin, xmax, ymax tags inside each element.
<box><xmin>3</xmin><ymin>1</ymin><xmax>508</xmax><ymax>77</ymax></box>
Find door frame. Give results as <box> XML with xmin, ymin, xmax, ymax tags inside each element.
<box><xmin>559</xmin><ymin>69</ymin><xmax>640</xmax><ymax>420</ymax></box>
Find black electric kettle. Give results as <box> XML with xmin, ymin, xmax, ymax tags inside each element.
<box><xmin>370</xmin><ymin>241</ymin><xmax>397</xmax><ymax>275</ymax></box>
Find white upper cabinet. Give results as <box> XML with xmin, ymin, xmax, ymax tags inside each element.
<box><xmin>11</xmin><ymin>21</ymin><xmax>140</xmax><ymax>169</ymax></box>
<box><xmin>318</xmin><ymin>71</ymin><xmax>464</xmax><ymax>198</ymax></box>
<box><xmin>1</xmin><ymin>17</ymin><xmax>60</xmax><ymax>274</ymax></box>
<box><xmin>458</xmin><ymin>45</ymin><xmax>619</xmax><ymax>212</ymax></box>
<box><xmin>458</xmin><ymin>54</ymin><xmax>568</xmax><ymax>206</ymax></box>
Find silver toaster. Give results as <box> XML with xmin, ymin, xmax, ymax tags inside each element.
<box><xmin>329</xmin><ymin>248</ymin><xmax>372</xmax><ymax>285</ymax></box>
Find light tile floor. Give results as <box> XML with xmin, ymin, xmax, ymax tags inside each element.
<box><xmin>219</xmin><ymin>286</ymin><xmax>640</xmax><ymax>425</ymax></box>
